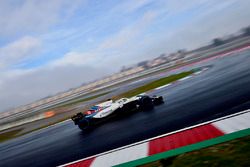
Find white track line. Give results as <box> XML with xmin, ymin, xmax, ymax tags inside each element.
<box><xmin>88</xmin><ymin>112</ymin><xmax>250</xmax><ymax>167</ymax></box>
<box><xmin>178</xmin><ymin>76</ymin><xmax>192</xmax><ymax>81</ymax></box>
<box><xmin>155</xmin><ymin>84</ymin><xmax>171</xmax><ymax>90</ymax></box>
<box><xmin>60</xmin><ymin>109</ymin><xmax>250</xmax><ymax>166</ymax></box>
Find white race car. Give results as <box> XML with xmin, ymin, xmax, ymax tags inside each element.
<box><xmin>71</xmin><ymin>95</ymin><xmax>164</xmax><ymax>130</ymax></box>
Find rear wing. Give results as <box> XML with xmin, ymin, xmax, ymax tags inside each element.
<box><xmin>71</xmin><ymin>112</ymin><xmax>86</xmax><ymax>125</ymax></box>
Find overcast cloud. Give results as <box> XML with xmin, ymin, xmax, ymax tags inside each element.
<box><xmin>0</xmin><ymin>0</ymin><xmax>250</xmax><ymax>112</ymax></box>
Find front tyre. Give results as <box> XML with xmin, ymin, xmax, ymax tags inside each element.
<box><xmin>139</xmin><ymin>96</ymin><xmax>154</xmax><ymax>111</ymax></box>
<box><xmin>152</xmin><ymin>96</ymin><xmax>164</xmax><ymax>105</ymax></box>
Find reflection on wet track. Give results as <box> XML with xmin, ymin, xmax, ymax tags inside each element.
<box><xmin>1</xmin><ymin>49</ymin><xmax>250</xmax><ymax>167</ymax></box>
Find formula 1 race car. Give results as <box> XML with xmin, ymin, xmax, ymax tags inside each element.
<box><xmin>71</xmin><ymin>95</ymin><xmax>164</xmax><ymax>130</ymax></box>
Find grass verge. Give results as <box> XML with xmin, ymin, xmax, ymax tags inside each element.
<box><xmin>0</xmin><ymin>128</ymin><xmax>23</xmax><ymax>143</ymax></box>
<box><xmin>114</xmin><ymin>71</ymin><xmax>194</xmax><ymax>99</ymax></box>
<box><xmin>0</xmin><ymin>71</ymin><xmax>194</xmax><ymax>143</ymax></box>
<box><xmin>140</xmin><ymin>135</ymin><xmax>250</xmax><ymax>167</ymax></box>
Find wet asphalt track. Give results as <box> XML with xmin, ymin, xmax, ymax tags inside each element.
<box><xmin>1</xmin><ymin>49</ymin><xmax>250</xmax><ymax>167</ymax></box>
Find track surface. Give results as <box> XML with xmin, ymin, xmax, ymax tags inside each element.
<box><xmin>1</xmin><ymin>49</ymin><xmax>250</xmax><ymax>167</ymax></box>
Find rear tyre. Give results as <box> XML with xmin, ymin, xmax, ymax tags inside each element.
<box><xmin>78</xmin><ymin>119</ymin><xmax>91</xmax><ymax>131</ymax></box>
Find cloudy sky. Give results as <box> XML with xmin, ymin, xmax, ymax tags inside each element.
<box><xmin>0</xmin><ymin>0</ymin><xmax>250</xmax><ymax>112</ymax></box>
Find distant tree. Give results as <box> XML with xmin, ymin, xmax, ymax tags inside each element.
<box><xmin>213</xmin><ymin>38</ymin><xmax>224</xmax><ymax>46</ymax></box>
<box><xmin>120</xmin><ymin>66</ymin><xmax>127</xmax><ymax>72</ymax></box>
<box><xmin>159</xmin><ymin>53</ymin><xmax>166</xmax><ymax>58</ymax></box>
<box><xmin>177</xmin><ymin>49</ymin><xmax>186</xmax><ymax>54</ymax></box>
<box><xmin>137</xmin><ymin>61</ymin><xmax>148</xmax><ymax>68</ymax></box>
<box><xmin>242</xmin><ymin>26</ymin><xmax>250</xmax><ymax>36</ymax></box>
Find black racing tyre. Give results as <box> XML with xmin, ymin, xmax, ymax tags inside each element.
<box><xmin>139</xmin><ymin>97</ymin><xmax>154</xmax><ymax>111</ymax></box>
<box><xmin>78</xmin><ymin>119</ymin><xmax>90</xmax><ymax>130</ymax></box>
<box><xmin>152</xmin><ymin>96</ymin><xmax>164</xmax><ymax>105</ymax></box>
<box><xmin>120</xmin><ymin>101</ymin><xmax>139</xmax><ymax>114</ymax></box>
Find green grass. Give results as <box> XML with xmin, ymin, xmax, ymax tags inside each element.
<box><xmin>0</xmin><ymin>71</ymin><xmax>194</xmax><ymax>143</ymax></box>
<box><xmin>0</xmin><ymin>91</ymin><xmax>110</xmax><ymax>143</ymax></box>
<box><xmin>140</xmin><ymin>135</ymin><xmax>250</xmax><ymax>167</ymax></box>
<box><xmin>115</xmin><ymin>71</ymin><xmax>193</xmax><ymax>99</ymax></box>
<box><xmin>0</xmin><ymin>128</ymin><xmax>23</xmax><ymax>143</ymax></box>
